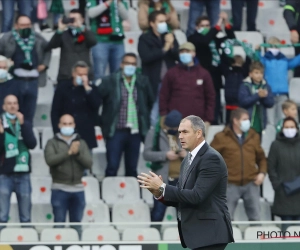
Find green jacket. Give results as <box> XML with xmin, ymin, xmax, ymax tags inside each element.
<box><xmin>97</xmin><ymin>70</ymin><xmax>154</xmax><ymax>139</ymax></box>
<box><xmin>44</xmin><ymin>134</ymin><xmax>92</xmax><ymax>185</ymax></box>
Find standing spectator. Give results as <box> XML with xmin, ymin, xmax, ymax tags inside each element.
<box><xmin>0</xmin><ymin>95</ymin><xmax>37</xmax><ymax>229</ymax></box>
<box><xmin>256</xmin><ymin>37</ymin><xmax>300</xmax><ymax>125</ymax></box>
<box><xmin>44</xmin><ymin>114</ymin><xmax>92</xmax><ymax>236</ymax></box>
<box><xmin>31</xmin><ymin>0</ymin><xmax>52</xmax><ymax>32</ymax></box>
<box><xmin>143</xmin><ymin>110</ymin><xmax>185</xmax><ymax>221</ymax></box>
<box><xmin>268</xmin><ymin>117</ymin><xmax>300</xmax><ymax>232</ymax></box>
<box><xmin>1</xmin><ymin>0</ymin><xmax>33</xmax><ymax>33</ymax></box>
<box><xmin>46</xmin><ymin>9</ymin><xmax>97</xmax><ymax>84</ymax></box>
<box><xmin>186</xmin><ymin>0</ymin><xmax>220</xmax><ymax>37</ymax></box>
<box><xmin>138</xmin><ymin>10</ymin><xmax>179</xmax><ymax>126</ymax></box>
<box><xmin>138</xmin><ymin>0</ymin><xmax>179</xmax><ymax>31</ymax></box>
<box><xmin>159</xmin><ymin>42</ymin><xmax>215</xmax><ymax>129</ymax></box>
<box><xmin>276</xmin><ymin>99</ymin><xmax>298</xmax><ymax>133</ymax></box>
<box><xmin>97</xmin><ymin>53</ymin><xmax>154</xmax><ymax>177</ymax></box>
<box><xmin>87</xmin><ymin>0</ymin><xmax>128</xmax><ymax>80</ymax></box>
<box><xmin>238</xmin><ymin>61</ymin><xmax>274</xmax><ymax>136</ymax></box>
<box><xmin>231</xmin><ymin>0</ymin><xmax>258</xmax><ymax>31</ymax></box>
<box><xmin>188</xmin><ymin>11</ymin><xmax>235</xmax><ymax>124</ymax></box>
<box><xmin>0</xmin><ymin>56</ymin><xmax>14</xmax><ymax>109</ymax></box>
<box><xmin>51</xmin><ymin>61</ymin><xmax>101</xmax><ymax>150</ymax></box>
<box><xmin>284</xmin><ymin>0</ymin><xmax>300</xmax><ymax>77</ymax></box>
<box><xmin>211</xmin><ymin>108</ymin><xmax>267</xmax><ymax>221</ymax></box>
<box><xmin>0</xmin><ymin>15</ymin><xmax>51</xmax><ymax>124</ymax></box>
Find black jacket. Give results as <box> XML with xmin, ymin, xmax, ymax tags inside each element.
<box><xmin>161</xmin><ymin>143</ymin><xmax>234</xmax><ymax>249</ymax></box>
<box><xmin>138</xmin><ymin>30</ymin><xmax>179</xmax><ymax>96</ymax></box>
<box><xmin>51</xmin><ymin>79</ymin><xmax>101</xmax><ymax>149</ymax></box>
<box><xmin>284</xmin><ymin>0</ymin><xmax>300</xmax><ymax>32</ymax></box>
<box><xmin>188</xmin><ymin>26</ymin><xmax>235</xmax><ymax>90</ymax></box>
<box><xmin>268</xmin><ymin>134</ymin><xmax>300</xmax><ymax>216</ymax></box>
<box><xmin>46</xmin><ymin>29</ymin><xmax>97</xmax><ymax>81</ymax></box>
<box><xmin>0</xmin><ymin>118</ymin><xmax>37</xmax><ymax>174</ymax></box>
<box><xmin>97</xmin><ymin>70</ymin><xmax>154</xmax><ymax>139</ymax></box>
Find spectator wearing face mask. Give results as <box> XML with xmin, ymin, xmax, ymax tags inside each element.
<box><xmin>0</xmin><ymin>15</ymin><xmax>51</xmax><ymax>124</ymax></box>
<box><xmin>44</xmin><ymin>114</ymin><xmax>92</xmax><ymax>236</ymax></box>
<box><xmin>138</xmin><ymin>10</ymin><xmax>179</xmax><ymax>126</ymax></box>
<box><xmin>211</xmin><ymin>108</ymin><xmax>267</xmax><ymax>221</ymax></box>
<box><xmin>97</xmin><ymin>53</ymin><xmax>154</xmax><ymax>177</ymax></box>
<box><xmin>143</xmin><ymin>110</ymin><xmax>185</xmax><ymax>221</ymax></box>
<box><xmin>256</xmin><ymin>37</ymin><xmax>300</xmax><ymax>125</ymax></box>
<box><xmin>276</xmin><ymin>99</ymin><xmax>298</xmax><ymax>133</ymax></box>
<box><xmin>138</xmin><ymin>0</ymin><xmax>179</xmax><ymax>32</ymax></box>
<box><xmin>268</xmin><ymin>117</ymin><xmax>300</xmax><ymax>232</ymax></box>
<box><xmin>46</xmin><ymin>9</ymin><xmax>97</xmax><ymax>85</ymax></box>
<box><xmin>159</xmin><ymin>42</ymin><xmax>215</xmax><ymax>131</ymax></box>
<box><xmin>0</xmin><ymin>56</ymin><xmax>14</xmax><ymax>109</ymax></box>
<box><xmin>51</xmin><ymin>61</ymin><xmax>101</xmax><ymax>150</ymax></box>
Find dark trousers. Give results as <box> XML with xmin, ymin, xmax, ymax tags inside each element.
<box><xmin>294</xmin><ymin>46</ymin><xmax>300</xmax><ymax>77</ymax></box>
<box><xmin>78</xmin><ymin>0</ymin><xmax>86</xmax><ymax>18</ymax></box>
<box><xmin>280</xmin><ymin>215</ymin><xmax>300</xmax><ymax>232</ymax></box>
<box><xmin>51</xmin><ymin>189</ymin><xmax>86</xmax><ymax>236</ymax></box>
<box><xmin>194</xmin><ymin>244</ymin><xmax>228</xmax><ymax>250</ymax></box>
<box><xmin>105</xmin><ymin>129</ymin><xmax>142</xmax><ymax>177</ymax></box>
<box><xmin>213</xmin><ymin>89</ymin><xmax>221</xmax><ymax>125</ymax></box>
<box><xmin>231</xmin><ymin>0</ymin><xmax>259</xmax><ymax>31</ymax></box>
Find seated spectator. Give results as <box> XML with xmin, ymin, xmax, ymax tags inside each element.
<box><xmin>276</xmin><ymin>100</ymin><xmax>298</xmax><ymax>133</ymax></box>
<box><xmin>0</xmin><ymin>95</ymin><xmax>37</xmax><ymax>230</ymax></box>
<box><xmin>268</xmin><ymin>117</ymin><xmax>300</xmax><ymax>232</ymax></box>
<box><xmin>0</xmin><ymin>15</ymin><xmax>51</xmax><ymax>124</ymax></box>
<box><xmin>188</xmin><ymin>12</ymin><xmax>235</xmax><ymax>124</ymax></box>
<box><xmin>186</xmin><ymin>0</ymin><xmax>220</xmax><ymax>37</ymax></box>
<box><xmin>211</xmin><ymin>108</ymin><xmax>267</xmax><ymax>221</ymax></box>
<box><xmin>138</xmin><ymin>0</ymin><xmax>179</xmax><ymax>31</ymax></box>
<box><xmin>44</xmin><ymin>114</ymin><xmax>92</xmax><ymax>236</ymax></box>
<box><xmin>223</xmin><ymin>55</ymin><xmax>251</xmax><ymax>124</ymax></box>
<box><xmin>159</xmin><ymin>42</ymin><xmax>215</xmax><ymax>130</ymax></box>
<box><xmin>87</xmin><ymin>0</ymin><xmax>128</xmax><ymax>80</ymax></box>
<box><xmin>143</xmin><ymin>110</ymin><xmax>185</xmax><ymax>221</ymax></box>
<box><xmin>256</xmin><ymin>37</ymin><xmax>300</xmax><ymax>125</ymax></box>
<box><xmin>231</xmin><ymin>0</ymin><xmax>258</xmax><ymax>31</ymax></box>
<box><xmin>46</xmin><ymin>9</ymin><xmax>97</xmax><ymax>84</ymax></box>
<box><xmin>51</xmin><ymin>61</ymin><xmax>101</xmax><ymax>150</ymax></box>
<box><xmin>138</xmin><ymin>10</ymin><xmax>179</xmax><ymax>126</ymax></box>
<box><xmin>97</xmin><ymin>53</ymin><xmax>154</xmax><ymax>177</ymax></box>
<box><xmin>238</xmin><ymin>61</ymin><xmax>274</xmax><ymax>136</ymax></box>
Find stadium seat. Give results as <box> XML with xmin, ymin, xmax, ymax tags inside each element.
<box><xmin>232</xmin><ymin>226</ymin><xmax>243</xmax><ymax>240</ymax></box>
<box><xmin>112</xmin><ymin>202</ymin><xmax>151</xmax><ymax>231</ymax></box>
<box><xmin>206</xmin><ymin>125</ymin><xmax>225</xmax><ymax>145</ymax></box>
<box><xmin>34</xmin><ymin>104</ymin><xmax>52</xmax><ymax>127</ymax></box>
<box><xmin>261</xmin><ymin>124</ymin><xmax>276</xmax><ymax>156</ymax></box>
<box><xmin>289</xmin><ymin>78</ymin><xmax>300</xmax><ymax>105</ymax></box>
<box><xmin>285</xmin><ymin>226</ymin><xmax>300</xmax><ymax>240</ymax></box>
<box><xmin>161</xmin><ymin>207</ymin><xmax>177</xmax><ymax>233</ymax></box>
<box><xmin>94</xmin><ymin>126</ymin><xmax>105</xmax><ymax>150</ymax></box>
<box><xmin>128</xmin><ymin>8</ymin><xmax>140</xmax><ymax>32</ymax></box>
<box><xmin>82</xmin><ymin>176</ymin><xmax>101</xmax><ymax>203</ymax></box>
<box><xmin>234</xmin><ymin>31</ymin><xmax>264</xmax><ymax>49</ymax></box>
<box><xmin>31</xmin><ymin>176</ymin><xmax>52</xmax><ymax>204</ymax></box>
<box><xmin>244</xmin><ymin>226</ymin><xmax>282</xmax><ymax>240</ymax></box>
<box><xmin>102</xmin><ymin>177</ymin><xmax>141</xmax><ymax>206</ymax></box>
<box><xmin>40</xmin><ymin>228</ymin><xmax>79</xmax><ymax>242</ymax></box>
<box><xmin>82</xmin><ymin>203</ymin><xmax>110</xmax><ymax>229</ymax></box>
<box><xmin>41</xmin><ymin>127</ymin><xmax>54</xmax><ymax>149</ymax></box>
<box><xmin>263</xmin><ymin>174</ymin><xmax>274</xmax><ymax>203</ymax></box>
<box><xmin>31</xmin><ymin>127</ymin><xmax>41</xmax><ymax>151</ymax></box>
<box><xmin>91</xmin><ymin>147</ymin><xmax>106</xmax><ymax>179</ymax></box>
<box><xmin>82</xmin><ymin>227</ymin><xmax>120</xmax><ymax>241</ymax></box>
<box><xmin>30</xmin><ymin>150</ymin><xmax>50</xmax><ymax>176</ymax></box>
<box><xmin>47</xmin><ymin>48</ymin><xmax>60</xmax><ymax>81</ymax></box>
<box><xmin>124</xmin><ymin>31</ymin><xmax>142</xmax><ymax>55</ymax></box>
<box><xmin>63</xmin><ymin>0</ymin><xmax>79</xmax><ymax>12</ymax></box>
<box><xmin>0</xmin><ymin>228</ymin><xmax>39</xmax><ymax>242</ymax></box>
<box><xmin>258</xmin><ymin>0</ymin><xmax>279</xmax><ymax>9</ymax></box>
<box><xmin>162</xmin><ymin>227</ymin><xmax>180</xmax><ymax>241</ymax></box>
<box><xmin>174</xmin><ymin>29</ymin><xmax>187</xmax><ymax>45</ymax></box>
<box><xmin>31</xmin><ymin>204</ymin><xmax>54</xmax><ymax>233</ymax></box>
<box><xmin>122</xmin><ymin>228</ymin><xmax>161</xmax><ymax>241</ymax></box>
<box><xmin>141</xmin><ymin>187</ymin><xmax>154</xmax><ymax>208</ymax></box>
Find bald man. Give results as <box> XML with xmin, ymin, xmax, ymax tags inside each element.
<box><xmin>44</xmin><ymin>114</ymin><xmax>92</xmax><ymax>236</ymax></box>
<box><xmin>0</xmin><ymin>95</ymin><xmax>37</xmax><ymax>229</ymax></box>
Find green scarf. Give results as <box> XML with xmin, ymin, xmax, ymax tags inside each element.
<box><xmin>3</xmin><ymin>115</ymin><xmax>29</xmax><ymax>172</ymax></box>
<box><xmin>49</xmin><ymin>0</ymin><xmax>65</xmax><ymax>14</ymax></box>
<box><xmin>12</xmin><ymin>29</ymin><xmax>36</xmax><ymax>66</ymax></box>
<box><xmin>123</xmin><ymin>74</ymin><xmax>139</xmax><ymax>134</ymax></box>
<box><xmin>221</xmin><ymin>39</ymin><xmax>258</xmax><ymax>60</ymax></box>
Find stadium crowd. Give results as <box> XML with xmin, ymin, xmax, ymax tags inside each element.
<box><xmin>0</xmin><ymin>0</ymin><xmax>300</xmax><ymax>238</ymax></box>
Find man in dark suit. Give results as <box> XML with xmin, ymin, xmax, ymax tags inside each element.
<box><xmin>138</xmin><ymin>115</ymin><xmax>234</xmax><ymax>250</ymax></box>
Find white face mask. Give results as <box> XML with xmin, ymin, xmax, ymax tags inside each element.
<box><xmin>240</xmin><ymin>119</ymin><xmax>251</xmax><ymax>133</ymax></box>
<box><xmin>152</xmin><ymin>0</ymin><xmax>160</xmax><ymax>2</ymax></box>
<box><xmin>268</xmin><ymin>48</ymin><xmax>280</xmax><ymax>56</ymax></box>
<box><xmin>283</xmin><ymin>128</ymin><xmax>297</xmax><ymax>138</ymax></box>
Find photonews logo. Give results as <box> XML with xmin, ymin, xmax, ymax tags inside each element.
<box><xmin>257</xmin><ymin>230</ymin><xmax>300</xmax><ymax>239</ymax></box>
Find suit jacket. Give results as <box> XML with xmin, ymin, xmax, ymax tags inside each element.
<box><xmin>161</xmin><ymin>142</ymin><xmax>234</xmax><ymax>249</ymax></box>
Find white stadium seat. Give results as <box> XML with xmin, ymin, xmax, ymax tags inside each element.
<box><xmin>163</xmin><ymin>227</ymin><xmax>180</xmax><ymax>241</ymax></box>
<box><xmin>289</xmin><ymin>78</ymin><xmax>300</xmax><ymax>105</ymax></box>
<box><xmin>30</xmin><ymin>150</ymin><xmax>50</xmax><ymax>176</ymax></box>
<box><xmin>261</xmin><ymin>124</ymin><xmax>276</xmax><ymax>156</ymax></box>
<box><xmin>82</xmin><ymin>203</ymin><xmax>110</xmax><ymax>229</ymax></box>
<box><xmin>41</xmin><ymin>127</ymin><xmax>54</xmax><ymax>149</ymax></box>
<box><xmin>82</xmin><ymin>176</ymin><xmax>101</xmax><ymax>203</ymax></box>
<box><xmin>82</xmin><ymin>227</ymin><xmax>120</xmax><ymax>241</ymax></box>
<box><xmin>141</xmin><ymin>187</ymin><xmax>154</xmax><ymax>208</ymax></box>
<box><xmin>232</xmin><ymin>226</ymin><xmax>243</xmax><ymax>240</ymax></box>
<box><xmin>40</xmin><ymin>228</ymin><xmax>79</xmax><ymax>242</ymax></box>
<box><xmin>122</xmin><ymin>228</ymin><xmax>161</xmax><ymax>241</ymax></box>
<box><xmin>33</xmin><ymin>104</ymin><xmax>52</xmax><ymax>127</ymax></box>
<box><xmin>161</xmin><ymin>207</ymin><xmax>177</xmax><ymax>233</ymax></box>
<box><xmin>31</xmin><ymin>176</ymin><xmax>52</xmax><ymax>204</ymax></box>
<box><xmin>0</xmin><ymin>228</ymin><xmax>39</xmax><ymax>242</ymax></box>
<box><xmin>31</xmin><ymin>204</ymin><xmax>54</xmax><ymax>233</ymax></box>
<box><xmin>206</xmin><ymin>125</ymin><xmax>225</xmax><ymax>145</ymax></box>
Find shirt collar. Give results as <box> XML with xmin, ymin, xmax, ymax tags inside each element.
<box><xmin>190</xmin><ymin>140</ymin><xmax>206</xmax><ymax>162</ymax></box>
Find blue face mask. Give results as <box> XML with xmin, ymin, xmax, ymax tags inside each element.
<box><xmin>123</xmin><ymin>65</ymin><xmax>136</xmax><ymax>77</ymax></box>
<box><xmin>76</xmin><ymin>76</ymin><xmax>83</xmax><ymax>86</ymax></box>
<box><xmin>157</xmin><ymin>22</ymin><xmax>168</xmax><ymax>34</ymax></box>
<box><xmin>0</xmin><ymin>69</ymin><xmax>8</xmax><ymax>80</ymax></box>
<box><xmin>60</xmin><ymin>127</ymin><xmax>75</xmax><ymax>136</ymax></box>
<box><xmin>5</xmin><ymin>112</ymin><xmax>17</xmax><ymax>120</ymax></box>
<box><xmin>179</xmin><ymin>53</ymin><xmax>193</xmax><ymax>65</ymax></box>
<box><xmin>240</xmin><ymin>119</ymin><xmax>251</xmax><ymax>133</ymax></box>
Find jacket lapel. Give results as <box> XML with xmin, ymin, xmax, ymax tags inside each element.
<box><xmin>182</xmin><ymin>142</ymin><xmax>209</xmax><ymax>188</ymax></box>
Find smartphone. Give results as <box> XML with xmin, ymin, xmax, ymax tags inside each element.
<box><xmin>62</xmin><ymin>16</ymin><xmax>75</xmax><ymax>24</ymax></box>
